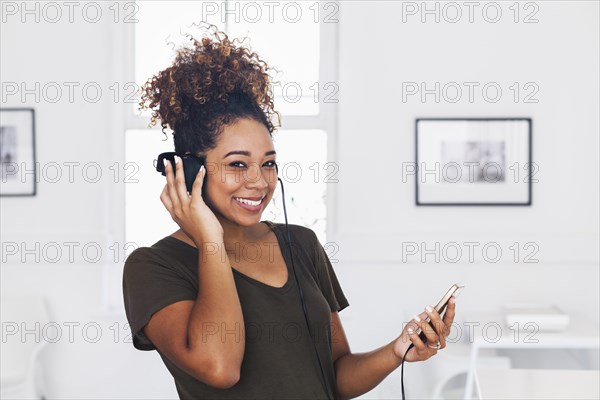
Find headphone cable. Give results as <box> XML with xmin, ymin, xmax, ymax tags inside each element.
<box><xmin>278</xmin><ymin>177</ymin><xmax>334</xmax><ymax>400</ymax></box>
<box><xmin>400</xmin><ymin>343</ymin><xmax>414</xmax><ymax>400</ymax></box>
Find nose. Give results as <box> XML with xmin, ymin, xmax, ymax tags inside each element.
<box><xmin>244</xmin><ymin>163</ymin><xmax>270</xmax><ymax>190</ymax></box>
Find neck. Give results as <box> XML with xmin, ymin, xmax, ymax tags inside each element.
<box><xmin>218</xmin><ymin>215</ymin><xmax>264</xmax><ymax>245</ymax></box>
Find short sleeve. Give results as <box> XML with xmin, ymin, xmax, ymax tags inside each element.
<box><xmin>122</xmin><ymin>248</ymin><xmax>197</xmax><ymax>351</ymax></box>
<box><xmin>310</xmin><ymin>232</ymin><xmax>349</xmax><ymax>313</ymax></box>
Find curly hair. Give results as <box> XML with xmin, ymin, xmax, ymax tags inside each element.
<box><xmin>139</xmin><ymin>24</ymin><xmax>281</xmax><ymax>155</ymax></box>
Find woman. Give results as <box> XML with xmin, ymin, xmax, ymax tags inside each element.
<box><xmin>123</xmin><ymin>26</ymin><xmax>456</xmax><ymax>399</ymax></box>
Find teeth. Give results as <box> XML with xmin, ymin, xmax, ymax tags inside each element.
<box><xmin>235</xmin><ymin>197</ymin><xmax>262</xmax><ymax>206</ymax></box>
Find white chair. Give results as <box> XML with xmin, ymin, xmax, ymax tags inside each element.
<box><xmin>1</xmin><ymin>296</ymin><xmax>50</xmax><ymax>399</ymax></box>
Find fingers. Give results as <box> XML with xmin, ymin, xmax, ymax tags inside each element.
<box><xmin>406</xmin><ymin>323</ymin><xmax>437</xmax><ymax>359</ymax></box>
<box><xmin>406</xmin><ymin>324</ymin><xmax>429</xmax><ymax>354</ymax></box>
<box><xmin>424</xmin><ymin>305</ymin><xmax>447</xmax><ymax>349</ymax></box>
<box><xmin>163</xmin><ymin>156</ymin><xmax>189</xmax><ymax>220</ymax></box>
<box><xmin>163</xmin><ymin>157</ymin><xmax>180</xmax><ymax>212</ymax></box>
<box><xmin>173</xmin><ymin>155</ymin><xmax>189</xmax><ymax>200</ymax></box>
<box><xmin>404</xmin><ymin>299</ymin><xmax>458</xmax><ymax>362</ymax></box>
<box><xmin>190</xmin><ymin>164</ymin><xmax>206</xmax><ymax>199</ymax></box>
<box><xmin>414</xmin><ymin>311</ymin><xmax>442</xmax><ymax>349</ymax></box>
<box><xmin>442</xmin><ymin>296</ymin><xmax>457</xmax><ymax>337</ymax></box>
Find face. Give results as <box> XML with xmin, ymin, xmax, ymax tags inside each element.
<box><xmin>202</xmin><ymin>118</ymin><xmax>277</xmax><ymax>227</ymax></box>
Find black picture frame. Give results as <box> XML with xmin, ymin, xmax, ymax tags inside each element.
<box><xmin>0</xmin><ymin>108</ymin><xmax>37</xmax><ymax>196</ymax></box>
<box><xmin>415</xmin><ymin>118</ymin><xmax>532</xmax><ymax>206</ymax></box>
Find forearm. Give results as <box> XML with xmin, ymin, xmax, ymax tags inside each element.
<box><xmin>335</xmin><ymin>340</ymin><xmax>403</xmax><ymax>399</ymax></box>
<box><xmin>187</xmin><ymin>238</ymin><xmax>244</xmax><ymax>367</ymax></box>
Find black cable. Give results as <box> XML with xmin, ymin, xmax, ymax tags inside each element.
<box><xmin>400</xmin><ymin>343</ymin><xmax>414</xmax><ymax>400</ymax></box>
<box><xmin>278</xmin><ymin>177</ymin><xmax>334</xmax><ymax>400</ymax></box>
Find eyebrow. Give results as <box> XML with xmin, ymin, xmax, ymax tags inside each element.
<box><xmin>223</xmin><ymin>150</ymin><xmax>276</xmax><ymax>159</ymax></box>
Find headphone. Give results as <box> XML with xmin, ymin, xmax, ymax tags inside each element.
<box><xmin>156</xmin><ymin>152</ymin><xmax>334</xmax><ymax>399</ymax></box>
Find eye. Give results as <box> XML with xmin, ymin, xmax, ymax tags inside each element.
<box><xmin>228</xmin><ymin>160</ymin><xmax>276</xmax><ymax>169</ymax></box>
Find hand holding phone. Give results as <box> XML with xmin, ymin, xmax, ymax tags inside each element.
<box><xmin>416</xmin><ymin>283</ymin><xmax>464</xmax><ymax>343</ymax></box>
<box><xmin>398</xmin><ymin>284</ymin><xmax>463</xmax><ymax>399</ymax></box>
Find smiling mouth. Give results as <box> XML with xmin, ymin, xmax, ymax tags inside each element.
<box><xmin>233</xmin><ymin>195</ymin><xmax>266</xmax><ymax>206</ymax></box>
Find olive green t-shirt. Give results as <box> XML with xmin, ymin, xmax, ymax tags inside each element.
<box><xmin>122</xmin><ymin>221</ymin><xmax>349</xmax><ymax>399</ymax></box>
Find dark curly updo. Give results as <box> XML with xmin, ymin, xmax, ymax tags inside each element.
<box><xmin>139</xmin><ymin>24</ymin><xmax>280</xmax><ymax>155</ymax></box>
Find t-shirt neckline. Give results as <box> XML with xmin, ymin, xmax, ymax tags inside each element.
<box><xmin>161</xmin><ymin>221</ymin><xmax>293</xmax><ymax>292</ymax></box>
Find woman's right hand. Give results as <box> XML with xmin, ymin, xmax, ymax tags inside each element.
<box><xmin>160</xmin><ymin>155</ymin><xmax>224</xmax><ymax>244</ymax></box>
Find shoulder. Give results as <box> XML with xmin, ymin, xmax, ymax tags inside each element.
<box><xmin>123</xmin><ymin>238</ymin><xmax>180</xmax><ymax>275</ymax></box>
<box><xmin>124</xmin><ymin>244</ymin><xmax>161</xmax><ymax>266</ymax></box>
<box><xmin>123</xmin><ymin>246</ymin><xmax>156</xmax><ymax>279</ymax></box>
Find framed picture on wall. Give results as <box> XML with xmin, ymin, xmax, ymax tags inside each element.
<box><xmin>0</xmin><ymin>108</ymin><xmax>37</xmax><ymax>196</ymax></box>
<box><xmin>415</xmin><ymin>118</ymin><xmax>532</xmax><ymax>206</ymax></box>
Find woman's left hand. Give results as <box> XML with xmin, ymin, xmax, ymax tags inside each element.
<box><xmin>392</xmin><ymin>297</ymin><xmax>457</xmax><ymax>363</ymax></box>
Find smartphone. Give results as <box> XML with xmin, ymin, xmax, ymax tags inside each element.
<box><xmin>417</xmin><ymin>283</ymin><xmax>465</xmax><ymax>342</ymax></box>
<box><xmin>155</xmin><ymin>152</ymin><xmax>206</xmax><ymax>195</ymax></box>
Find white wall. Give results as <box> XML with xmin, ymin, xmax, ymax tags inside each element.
<box><xmin>1</xmin><ymin>1</ymin><xmax>598</xmax><ymax>399</ymax></box>
<box><xmin>333</xmin><ymin>1</ymin><xmax>599</xmax><ymax>397</ymax></box>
